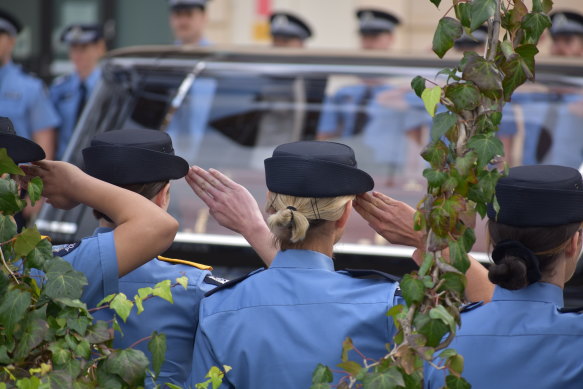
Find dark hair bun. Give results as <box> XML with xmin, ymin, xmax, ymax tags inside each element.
<box><xmin>488</xmin><ymin>257</ymin><xmax>529</xmax><ymax>290</ymax></box>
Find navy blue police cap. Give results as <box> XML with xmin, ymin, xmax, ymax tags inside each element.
<box><xmin>82</xmin><ymin>129</ymin><xmax>189</xmax><ymax>186</ymax></box>
<box><xmin>0</xmin><ymin>117</ymin><xmax>45</xmax><ymax>164</ymax></box>
<box><xmin>0</xmin><ymin>9</ymin><xmax>22</xmax><ymax>37</ymax></box>
<box><xmin>61</xmin><ymin>24</ymin><xmax>104</xmax><ymax>45</ymax></box>
<box><xmin>550</xmin><ymin>11</ymin><xmax>583</xmax><ymax>37</ymax></box>
<box><xmin>264</xmin><ymin>141</ymin><xmax>374</xmax><ymax>197</ymax></box>
<box><xmin>455</xmin><ymin>25</ymin><xmax>488</xmax><ymax>50</ymax></box>
<box><xmin>270</xmin><ymin>12</ymin><xmax>313</xmax><ymax>41</ymax></box>
<box><xmin>487</xmin><ymin>165</ymin><xmax>583</xmax><ymax>227</ymax></box>
<box><xmin>357</xmin><ymin>9</ymin><xmax>400</xmax><ymax>35</ymax></box>
<box><xmin>168</xmin><ymin>0</ymin><xmax>210</xmax><ymax>11</ymax></box>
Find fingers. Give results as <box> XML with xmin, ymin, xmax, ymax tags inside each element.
<box><xmin>186</xmin><ymin>174</ymin><xmax>216</xmax><ymax>207</ymax></box>
<box><xmin>209</xmin><ymin>168</ymin><xmax>236</xmax><ymax>190</ymax></box>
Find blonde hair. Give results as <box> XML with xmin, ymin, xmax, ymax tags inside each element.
<box><xmin>265</xmin><ymin>192</ymin><xmax>354</xmax><ymax>247</ymax></box>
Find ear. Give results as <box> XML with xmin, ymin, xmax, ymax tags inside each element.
<box><xmin>335</xmin><ymin>201</ymin><xmax>353</xmax><ymax>230</ymax></box>
<box><xmin>153</xmin><ymin>183</ymin><xmax>171</xmax><ymax>209</ymax></box>
<box><xmin>564</xmin><ymin>230</ymin><xmax>582</xmax><ymax>259</ymax></box>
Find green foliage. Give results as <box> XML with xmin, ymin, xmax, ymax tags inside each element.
<box><xmin>315</xmin><ymin>0</ymin><xmax>552</xmax><ymax>388</ymax></box>
<box><xmin>195</xmin><ymin>366</ymin><xmax>232</xmax><ymax>389</ymax></box>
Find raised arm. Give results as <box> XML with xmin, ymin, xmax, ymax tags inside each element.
<box><xmin>23</xmin><ymin>160</ymin><xmax>178</xmax><ymax>276</ymax></box>
<box><xmin>353</xmin><ymin>191</ymin><xmax>493</xmax><ymax>303</ymax></box>
<box><xmin>186</xmin><ymin>166</ymin><xmax>276</xmax><ymax>265</ymax></box>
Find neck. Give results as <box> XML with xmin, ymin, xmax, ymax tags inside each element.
<box><xmin>286</xmin><ymin>229</ymin><xmax>336</xmax><ymax>258</ymax></box>
<box><xmin>77</xmin><ymin>66</ymin><xmax>95</xmax><ymax>81</ymax></box>
<box><xmin>0</xmin><ymin>56</ymin><xmax>11</xmax><ymax>67</ymax></box>
<box><xmin>540</xmin><ymin>256</ymin><xmax>568</xmax><ymax>289</ymax></box>
<box><xmin>182</xmin><ymin>33</ymin><xmax>202</xmax><ymax>45</ymax></box>
<box><xmin>99</xmin><ymin>219</ymin><xmax>117</xmax><ymax>230</ymax></box>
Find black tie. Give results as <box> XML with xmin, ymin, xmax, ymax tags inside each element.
<box><xmin>353</xmin><ymin>85</ymin><xmax>373</xmax><ymax>135</ymax></box>
<box><xmin>76</xmin><ymin>82</ymin><xmax>87</xmax><ymax>123</ymax></box>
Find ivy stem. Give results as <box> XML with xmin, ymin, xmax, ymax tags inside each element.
<box><xmin>0</xmin><ymin>248</ymin><xmax>19</xmax><ymax>284</ymax></box>
<box><xmin>128</xmin><ymin>335</ymin><xmax>152</xmax><ymax>349</ymax></box>
<box><xmin>486</xmin><ymin>0</ymin><xmax>502</xmax><ymax>61</ymax></box>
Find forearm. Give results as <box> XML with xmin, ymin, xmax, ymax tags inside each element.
<box><xmin>464</xmin><ymin>255</ymin><xmax>494</xmax><ymax>303</ymax></box>
<box><xmin>33</xmin><ymin>129</ymin><xmax>56</xmax><ymax>160</ymax></box>
<box><xmin>241</xmin><ymin>220</ymin><xmax>277</xmax><ymax>266</ymax></box>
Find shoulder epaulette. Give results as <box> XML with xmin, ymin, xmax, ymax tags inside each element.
<box><xmin>157</xmin><ymin>255</ymin><xmax>213</xmax><ymax>270</ymax></box>
<box><xmin>52</xmin><ymin>241</ymin><xmax>81</xmax><ymax>257</ymax></box>
<box><xmin>460</xmin><ymin>301</ymin><xmax>484</xmax><ymax>313</ymax></box>
<box><xmin>51</xmin><ymin>74</ymin><xmax>72</xmax><ymax>87</ymax></box>
<box><xmin>204</xmin><ymin>268</ymin><xmax>265</xmax><ymax>298</ymax></box>
<box><xmin>559</xmin><ymin>305</ymin><xmax>583</xmax><ymax>314</ymax></box>
<box><xmin>341</xmin><ymin>268</ymin><xmax>401</xmax><ymax>283</ymax></box>
<box><xmin>204</xmin><ymin>275</ymin><xmax>229</xmax><ymax>287</ymax></box>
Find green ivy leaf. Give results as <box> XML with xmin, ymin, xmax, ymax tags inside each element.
<box><xmin>542</xmin><ymin>0</ymin><xmax>553</xmax><ymax>13</ymax></box>
<box><xmin>444</xmin><ymin>83</ymin><xmax>481</xmax><ymax>112</ymax></box>
<box><xmin>532</xmin><ymin>0</ymin><xmax>543</xmax><ymax>13</ymax></box>
<box><xmin>176</xmin><ymin>276</ymin><xmax>189</xmax><ymax>289</ymax></box>
<box><xmin>27</xmin><ymin>177</ymin><xmax>43</xmax><ymax>207</ymax></box>
<box><xmin>362</xmin><ymin>367</ymin><xmax>405</xmax><ymax>388</ymax></box>
<box><xmin>522</xmin><ymin>12</ymin><xmax>551</xmax><ymax>44</ymax></box>
<box><xmin>423</xmin><ymin>169</ymin><xmax>448</xmax><ymax>189</ymax></box>
<box><xmin>341</xmin><ymin>337</ymin><xmax>354</xmax><ymax>362</ymax></box>
<box><xmin>433</xmin><ymin>17</ymin><xmax>462</xmax><ymax>58</ymax></box>
<box><xmin>43</xmin><ymin>258</ymin><xmax>87</xmax><ymax>300</ymax></box>
<box><xmin>448</xmin><ymin>241</ymin><xmax>471</xmax><ymax>273</ymax></box>
<box><xmin>421</xmin><ymin>140</ymin><xmax>449</xmax><ymax>169</ymax></box>
<box><xmin>103</xmin><ymin>349</ymin><xmax>149</xmax><ymax>387</ymax></box>
<box><xmin>447</xmin><ymin>354</ymin><xmax>465</xmax><ymax>376</ymax></box>
<box><xmin>0</xmin><ymin>178</ymin><xmax>26</xmax><ymax>215</ymax></box>
<box><xmin>14</xmin><ymin>376</ymin><xmax>41</xmax><ymax>389</ymax></box>
<box><xmin>455</xmin><ymin>151</ymin><xmax>477</xmax><ymax>176</ymax></box>
<box><xmin>337</xmin><ymin>361</ymin><xmax>362</xmax><ymax>376</ymax></box>
<box><xmin>137</xmin><ymin>286</ymin><xmax>154</xmax><ymax>299</ymax></box>
<box><xmin>0</xmin><ymin>288</ymin><xmax>31</xmax><ymax>336</ymax></box>
<box><xmin>48</xmin><ymin>342</ymin><xmax>72</xmax><ymax>366</ymax></box>
<box><xmin>13</xmin><ymin>317</ymin><xmax>49</xmax><ymax>360</ymax></box>
<box><xmin>96</xmin><ymin>294</ymin><xmax>115</xmax><ymax>308</ymax></box>
<box><xmin>135</xmin><ymin>295</ymin><xmax>144</xmax><ymax>314</ymax></box>
<box><xmin>400</xmin><ymin>274</ymin><xmax>425</xmax><ymax>306</ymax></box>
<box><xmin>85</xmin><ymin>320</ymin><xmax>113</xmax><ymax>344</ymax></box>
<box><xmin>153</xmin><ymin>280</ymin><xmax>173</xmax><ymax>304</ymax></box>
<box><xmin>148</xmin><ymin>331</ymin><xmax>167</xmax><ymax>377</ymax></box>
<box><xmin>0</xmin><ymin>148</ymin><xmax>25</xmax><ymax>176</ymax></box>
<box><xmin>429</xmin><ymin>305</ymin><xmax>456</xmax><ymax>332</ymax></box>
<box><xmin>460</xmin><ymin>227</ymin><xmax>476</xmax><ymax>252</ymax></box>
<box><xmin>455</xmin><ymin>3</ymin><xmax>472</xmax><ymax>28</ymax></box>
<box><xmin>14</xmin><ymin>226</ymin><xmax>43</xmax><ymax>258</ymax></box>
<box><xmin>467</xmin><ymin>134</ymin><xmax>504</xmax><ymax>167</ymax></box>
<box><xmin>0</xmin><ymin>214</ymin><xmax>16</xmax><ymax>243</ymax></box>
<box><xmin>430</xmin><ymin>0</ymin><xmax>442</xmax><ymax>8</ymax></box>
<box><xmin>25</xmin><ymin>238</ymin><xmax>53</xmax><ymax>271</ymax></box>
<box><xmin>109</xmin><ymin>293</ymin><xmax>134</xmax><ymax>322</ymax></box>
<box><xmin>461</xmin><ymin>55</ymin><xmax>503</xmax><ymax>96</ymax></box>
<box><xmin>445</xmin><ymin>374</ymin><xmax>471</xmax><ymax>389</ymax></box>
<box><xmin>411</xmin><ymin>76</ymin><xmax>426</xmax><ymax>98</ymax></box>
<box><xmin>501</xmin><ymin>45</ymin><xmax>538</xmax><ymax>100</ymax></box>
<box><xmin>44</xmin><ymin>370</ymin><xmax>75</xmax><ymax>388</ymax></box>
<box><xmin>417</xmin><ymin>315</ymin><xmax>449</xmax><ymax>348</ymax></box>
<box><xmin>438</xmin><ymin>272</ymin><xmax>467</xmax><ymax>295</ymax></box>
<box><xmin>67</xmin><ymin>315</ymin><xmax>91</xmax><ymax>336</ymax></box>
<box><xmin>470</xmin><ymin>0</ymin><xmax>496</xmax><ymax>30</ymax></box>
<box><xmin>312</xmin><ymin>364</ymin><xmax>333</xmax><ymax>385</ymax></box>
<box><xmin>431</xmin><ymin>112</ymin><xmax>458</xmax><ymax>142</ymax></box>
<box><xmin>421</xmin><ymin>86</ymin><xmax>442</xmax><ymax>117</ymax></box>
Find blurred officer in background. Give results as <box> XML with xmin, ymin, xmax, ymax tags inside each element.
<box><xmin>550</xmin><ymin>10</ymin><xmax>583</xmax><ymax>57</ymax></box>
<box><xmin>453</xmin><ymin>25</ymin><xmax>487</xmax><ymax>53</ymax></box>
<box><xmin>269</xmin><ymin>12</ymin><xmax>312</xmax><ymax>48</ymax></box>
<box><xmin>0</xmin><ymin>9</ymin><xmax>60</xmax><ymax>160</ymax></box>
<box><xmin>168</xmin><ymin>0</ymin><xmax>212</xmax><ymax>46</ymax></box>
<box><xmin>357</xmin><ymin>8</ymin><xmax>400</xmax><ymax>51</ymax></box>
<box><xmin>50</xmin><ymin>24</ymin><xmax>106</xmax><ymax>159</ymax></box>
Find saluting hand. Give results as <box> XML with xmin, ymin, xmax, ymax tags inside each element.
<box><xmin>21</xmin><ymin>160</ymin><xmax>82</xmax><ymax>210</ymax></box>
<box><xmin>353</xmin><ymin>191</ymin><xmax>425</xmax><ymax>250</ymax></box>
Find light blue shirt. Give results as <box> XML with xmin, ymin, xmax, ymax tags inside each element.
<box><xmin>0</xmin><ymin>61</ymin><xmax>60</xmax><ymax>140</ymax></box>
<box><xmin>50</xmin><ymin>67</ymin><xmax>102</xmax><ymax>159</ymax></box>
<box><xmin>190</xmin><ymin>249</ymin><xmax>401</xmax><ymax>388</ymax></box>
<box><xmin>425</xmin><ymin>283</ymin><xmax>583</xmax><ymax>389</ymax></box>
<box><xmin>91</xmin><ymin>227</ymin><xmax>217</xmax><ymax>388</ymax></box>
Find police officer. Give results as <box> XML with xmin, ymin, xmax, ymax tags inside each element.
<box><xmin>269</xmin><ymin>11</ymin><xmax>312</xmax><ymax>48</ymax></box>
<box><xmin>168</xmin><ymin>0</ymin><xmax>212</xmax><ymax>46</ymax></box>
<box><xmin>453</xmin><ymin>25</ymin><xmax>487</xmax><ymax>52</ymax></box>
<box><xmin>0</xmin><ymin>9</ymin><xmax>60</xmax><ymax>160</ymax></box>
<box><xmin>85</xmin><ymin>129</ymin><xmax>232</xmax><ymax>388</ymax></box>
<box><xmin>550</xmin><ymin>10</ymin><xmax>583</xmax><ymax>57</ymax></box>
<box><xmin>356</xmin><ymin>8</ymin><xmax>400</xmax><ymax>51</ymax></box>
<box><xmin>425</xmin><ymin>165</ymin><xmax>583</xmax><ymax>388</ymax></box>
<box><xmin>5</xmin><ymin>119</ymin><xmax>179</xmax><ymax>311</ymax></box>
<box><xmin>50</xmin><ymin>24</ymin><xmax>106</xmax><ymax>159</ymax></box>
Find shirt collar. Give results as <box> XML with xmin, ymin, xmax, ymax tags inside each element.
<box><xmin>269</xmin><ymin>249</ymin><xmax>335</xmax><ymax>271</ymax></box>
<box><xmin>0</xmin><ymin>60</ymin><xmax>14</xmax><ymax>80</ymax></box>
<box><xmin>84</xmin><ymin>67</ymin><xmax>101</xmax><ymax>90</ymax></box>
<box><xmin>492</xmin><ymin>282</ymin><xmax>564</xmax><ymax>306</ymax></box>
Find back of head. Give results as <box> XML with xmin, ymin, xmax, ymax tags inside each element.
<box><xmin>264</xmin><ymin>141</ymin><xmax>374</xmax><ymax>249</ymax></box>
<box><xmin>487</xmin><ymin>165</ymin><xmax>583</xmax><ymax>289</ymax></box>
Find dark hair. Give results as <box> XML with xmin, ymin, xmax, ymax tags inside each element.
<box><xmin>487</xmin><ymin>220</ymin><xmax>581</xmax><ymax>289</ymax></box>
<box><xmin>94</xmin><ymin>181</ymin><xmax>169</xmax><ymax>222</ymax></box>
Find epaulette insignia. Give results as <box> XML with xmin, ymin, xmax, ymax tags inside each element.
<box><xmin>204</xmin><ymin>268</ymin><xmax>265</xmax><ymax>297</ymax></box>
<box><xmin>341</xmin><ymin>268</ymin><xmax>401</xmax><ymax>283</ymax></box>
<box><xmin>52</xmin><ymin>242</ymin><xmax>81</xmax><ymax>257</ymax></box>
<box><xmin>204</xmin><ymin>275</ymin><xmax>229</xmax><ymax>287</ymax></box>
<box><xmin>460</xmin><ymin>301</ymin><xmax>484</xmax><ymax>313</ymax></box>
<box><xmin>559</xmin><ymin>305</ymin><xmax>583</xmax><ymax>314</ymax></box>
<box><xmin>157</xmin><ymin>255</ymin><xmax>213</xmax><ymax>270</ymax></box>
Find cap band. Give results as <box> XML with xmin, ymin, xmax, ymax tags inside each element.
<box><xmin>0</xmin><ymin>18</ymin><xmax>17</xmax><ymax>36</ymax></box>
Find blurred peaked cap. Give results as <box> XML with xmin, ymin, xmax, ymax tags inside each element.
<box><xmin>550</xmin><ymin>11</ymin><xmax>583</xmax><ymax>36</ymax></box>
<box><xmin>357</xmin><ymin>9</ymin><xmax>400</xmax><ymax>34</ymax></box>
<box><xmin>61</xmin><ymin>24</ymin><xmax>104</xmax><ymax>45</ymax></box>
<box><xmin>168</xmin><ymin>0</ymin><xmax>210</xmax><ymax>10</ymax></box>
<box><xmin>264</xmin><ymin>141</ymin><xmax>374</xmax><ymax>197</ymax></box>
<box><xmin>0</xmin><ymin>117</ymin><xmax>45</xmax><ymax>164</ymax></box>
<box><xmin>455</xmin><ymin>25</ymin><xmax>488</xmax><ymax>48</ymax></box>
<box><xmin>82</xmin><ymin>129</ymin><xmax>189</xmax><ymax>185</ymax></box>
<box><xmin>270</xmin><ymin>12</ymin><xmax>313</xmax><ymax>40</ymax></box>
<box><xmin>487</xmin><ymin>165</ymin><xmax>583</xmax><ymax>227</ymax></box>
<box><xmin>0</xmin><ymin>9</ymin><xmax>22</xmax><ymax>37</ymax></box>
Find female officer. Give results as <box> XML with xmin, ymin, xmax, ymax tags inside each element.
<box><xmin>425</xmin><ymin>164</ymin><xmax>583</xmax><ymax>388</ymax></box>
<box><xmin>187</xmin><ymin>141</ymin><xmax>493</xmax><ymax>388</ymax></box>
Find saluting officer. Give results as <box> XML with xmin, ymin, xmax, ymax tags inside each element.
<box><xmin>0</xmin><ymin>9</ymin><xmax>60</xmax><ymax>160</ymax></box>
<box><xmin>50</xmin><ymin>24</ymin><xmax>106</xmax><ymax>159</ymax></box>
<box><xmin>168</xmin><ymin>0</ymin><xmax>212</xmax><ymax>46</ymax></box>
<box><xmin>425</xmin><ymin>165</ymin><xmax>583</xmax><ymax>388</ymax></box>
<box><xmin>269</xmin><ymin>11</ymin><xmax>312</xmax><ymax>48</ymax></box>
<box><xmin>85</xmin><ymin>129</ymin><xmax>232</xmax><ymax>388</ymax></box>
<box><xmin>550</xmin><ymin>10</ymin><xmax>583</xmax><ymax>57</ymax></box>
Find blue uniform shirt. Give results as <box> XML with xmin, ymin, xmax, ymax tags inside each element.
<box><xmin>189</xmin><ymin>249</ymin><xmax>402</xmax><ymax>388</ymax></box>
<box><xmin>91</xmin><ymin>228</ymin><xmax>218</xmax><ymax>388</ymax></box>
<box><xmin>50</xmin><ymin>67</ymin><xmax>102</xmax><ymax>158</ymax></box>
<box><xmin>31</xmin><ymin>229</ymin><xmax>118</xmax><ymax>309</ymax></box>
<box><xmin>0</xmin><ymin>61</ymin><xmax>60</xmax><ymax>140</ymax></box>
<box><xmin>425</xmin><ymin>283</ymin><xmax>583</xmax><ymax>389</ymax></box>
